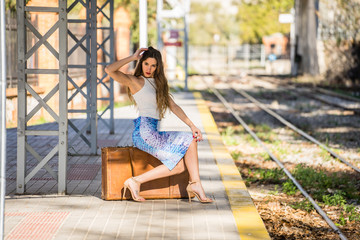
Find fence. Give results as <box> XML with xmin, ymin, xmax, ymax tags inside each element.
<box><xmin>187</xmin><ymin>44</ymin><xmax>266</xmax><ymax>76</ymax></box>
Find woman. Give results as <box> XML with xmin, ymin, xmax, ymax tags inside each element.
<box><xmin>105</xmin><ymin>47</ymin><xmax>212</xmax><ymax>203</ymax></box>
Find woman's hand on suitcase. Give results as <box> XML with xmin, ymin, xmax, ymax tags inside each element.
<box><xmin>191</xmin><ymin>126</ymin><xmax>203</xmax><ymax>142</ymax></box>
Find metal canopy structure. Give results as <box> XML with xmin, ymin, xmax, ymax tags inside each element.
<box><xmin>16</xmin><ymin>0</ymin><xmax>114</xmax><ymax>194</ymax></box>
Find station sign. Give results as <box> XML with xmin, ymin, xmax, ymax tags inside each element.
<box><xmin>164</xmin><ymin>41</ymin><xmax>182</xmax><ymax>47</ymax></box>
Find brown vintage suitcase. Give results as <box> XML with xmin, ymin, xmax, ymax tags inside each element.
<box><xmin>101</xmin><ymin>146</ymin><xmax>191</xmax><ymax>200</ymax></box>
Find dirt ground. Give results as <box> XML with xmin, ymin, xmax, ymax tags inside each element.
<box><xmin>190</xmin><ymin>75</ymin><xmax>360</xmax><ymax>240</ymax></box>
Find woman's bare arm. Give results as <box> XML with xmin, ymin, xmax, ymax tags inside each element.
<box><xmin>169</xmin><ymin>97</ymin><xmax>203</xmax><ymax>141</ymax></box>
<box><xmin>105</xmin><ymin>48</ymin><xmax>147</xmax><ymax>87</ymax></box>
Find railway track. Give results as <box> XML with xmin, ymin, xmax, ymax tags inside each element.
<box><xmin>231</xmin><ymin>87</ymin><xmax>360</xmax><ymax>173</ymax></box>
<box><xmin>249</xmin><ymin>76</ymin><xmax>360</xmax><ymax>114</ymax></box>
<box><xmin>256</xmin><ymin>76</ymin><xmax>360</xmax><ymax>102</ymax></box>
<box><xmin>200</xmin><ymin>76</ymin><xmax>360</xmax><ymax>240</ymax></box>
<box><xmin>224</xmin><ymin>76</ymin><xmax>360</xmax><ymax>173</ymax></box>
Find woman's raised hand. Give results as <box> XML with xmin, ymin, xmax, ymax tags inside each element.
<box><xmin>133</xmin><ymin>48</ymin><xmax>148</xmax><ymax>60</ymax></box>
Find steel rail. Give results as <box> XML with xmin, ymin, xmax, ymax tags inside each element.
<box><xmin>253</xmin><ymin>76</ymin><xmax>360</xmax><ymax>103</ymax></box>
<box><xmin>315</xmin><ymin>87</ymin><xmax>360</xmax><ymax>103</ymax></box>
<box><xmin>294</xmin><ymin>88</ymin><xmax>360</xmax><ymax>115</ymax></box>
<box><xmin>232</xmin><ymin>86</ymin><xmax>360</xmax><ymax>173</ymax></box>
<box><xmin>253</xmin><ymin>77</ymin><xmax>360</xmax><ymax>113</ymax></box>
<box><xmin>208</xmin><ymin>86</ymin><xmax>348</xmax><ymax>240</ymax></box>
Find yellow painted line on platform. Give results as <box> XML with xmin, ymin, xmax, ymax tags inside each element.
<box><xmin>193</xmin><ymin>92</ymin><xmax>270</xmax><ymax>240</ymax></box>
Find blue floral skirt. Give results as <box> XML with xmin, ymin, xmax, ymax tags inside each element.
<box><xmin>132</xmin><ymin>116</ymin><xmax>194</xmax><ymax>170</ymax></box>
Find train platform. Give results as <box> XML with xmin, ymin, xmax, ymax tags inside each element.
<box><xmin>4</xmin><ymin>91</ymin><xmax>270</xmax><ymax>240</ymax></box>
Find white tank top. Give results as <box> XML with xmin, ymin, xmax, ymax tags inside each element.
<box><xmin>132</xmin><ymin>76</ymin><xmax>160</xmax><ymax>119</ymax></box>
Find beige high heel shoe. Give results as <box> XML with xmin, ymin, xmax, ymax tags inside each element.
<box><xmin>123</xmin><ymin>177</ymin><xmax>145</xmax><ymax>202</ymax></box>
<box><xmin>186</xmin><ymin>181</ymin><xmax>213</xmax><ymax>203</ymax></box>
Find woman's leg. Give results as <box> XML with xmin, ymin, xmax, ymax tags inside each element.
<box><xmin>135</xmin><ymin>158</ymin><xmax>186</xmax><ymax>183</ymax></box>
<box><xmin>134</xmin><ymin>139</ymin><xmax>200</xmax><ymax>184</ymax></box>
<box><xmin>125</xmin><ymin>158</ymin><xmax>186</xmax><ymax>200</ymax></box>
<box><xmin>182</xmin><ymin>139</ymin><xmax>200</xmax><ymax>181</ymax></box>
<box><xmin>182</xmin><ymin>140</ymin><xmax>211</xmax><ymax>201</ymax></box>
<box><xmin>131</xmin><ymin>139</ymin><xmax>211</xmax><ymax>201</ymax></box>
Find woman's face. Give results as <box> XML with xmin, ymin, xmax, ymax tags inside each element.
<box><xmin>142</xmin><ymin>57</ymin><xmax>157</xmax><ymax>78</ymax></box>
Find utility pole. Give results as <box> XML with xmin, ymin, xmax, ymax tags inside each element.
<box><xmin>139</xmin><ymin>0</ymin><xmax>148</xmax><ymax>48</ymax></box>
<box><xmin>0</xmin><ymin>0</ymin><xmax>6</xmax><ymax>237</ymax></box>
<box><xmin>290</xmin><ymin>7</ymin><xmax>296</xmax><ymax>76</ymax></box>
<box><xmin>279</xmin><ymin>4</ymin><xmax>296</xmax><ymax>76</ymax></box>
<box><xmin>184</xmin><ymin>0</ymin><xmax>190</xmax><ymax>90</ymax></box>
<box><xmin>156</xmin><ymin>0</ymin><xmax>163</xmax><ymax>50</ymax></box>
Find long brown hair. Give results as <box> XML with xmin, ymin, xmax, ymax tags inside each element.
<box><xmin>128</xmin><ymin>46</ymin><xmax>171</xmax><ymax>119</ymax></box>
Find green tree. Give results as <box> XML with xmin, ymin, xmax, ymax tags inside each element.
<box><xmin>236</xmin><ymin>0</ymin><xmax>294</xmax><ymax>43</ymax></box>
<box><xmin>190</xmin><ymin>2</ymin><xmax>240</xmax><ymax>46</ymax></box>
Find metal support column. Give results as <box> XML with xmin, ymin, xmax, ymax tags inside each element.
<box><xmin>90</xmin><ymin>0</ymin><xmax>98</xmax><ymax>152</ymax></box>
<box><xmin>86</xmin><ymin>0</ymin><xmax>91</xmax><ymax>136</ymax></box>
<box><xmin>290</xmin><ymin>4</ymin><xmax>297</xmax><ymax>76</ymax></box>
<box><xmin>108</xmin><ymin>0</ymin><xmax>114</xmax><ymax>134</ymax></box>
<box><xmin>58</xmin><ymin>0</ymin><xmax>68</xmax><ymax>194</ymax></box>
<box><xmin>0</xmin><ymin>0</ymin><xmax>8</xmax><ymax>235</ymax></box>
<box><xmin>156</xmin><ymin>0</ymin><xmax>163</xmax><ymax>50</ymax></box>
<box><xmin>96</xmin><ymin>0</ymin><xmax>114</xmax><ymax>135</ymax></box>
<box><xmin>67</xmin><ymin>0</ymin><xmax>97</xmax><ymax>154</ymax></box>
<box><xmin>16</xmin><ymin>0</ymin><xmax>26</xmax><ymax>194</ymax></box>
<box><xmin>16</xmin><ymin>0</ymin><xmax>68</xmax><ymax>194</ymax></box>
<box><xmin>184</xmin><ymin>0</ymin><xmax>190</xmax><ymax>90</ymax></box>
